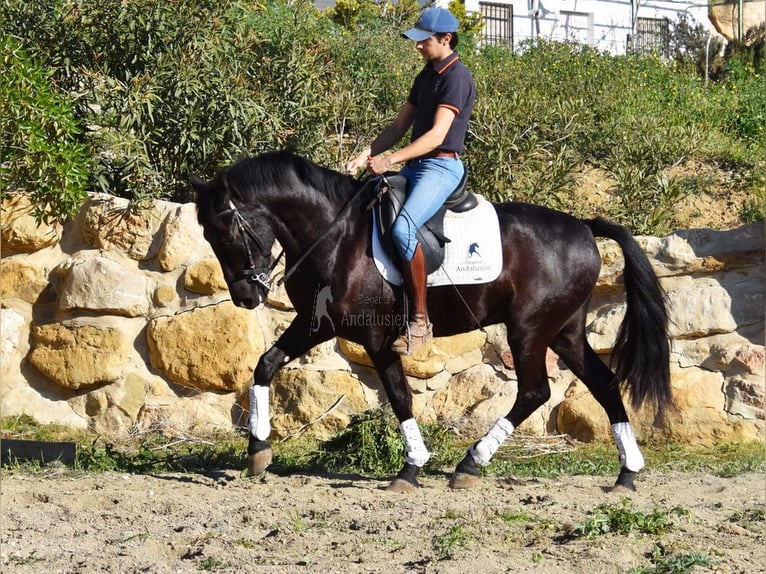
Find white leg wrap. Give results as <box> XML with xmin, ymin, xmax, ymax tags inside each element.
<box><xmin>400</xmin><ymin>418</ymin><xmax>430</xmax><ymax>467</ymax></box>
<box><xmin>248</xmin><ymin>385</ymin><xmax>271</xmax><ymax>441</ymax></box>
<box><xmin>612</xmin><ymin>422</ymin><xmax>645</xmax><ymax>472</ymax></box>
<box><xmin>470</xmin><ymin>418</ymin><xmax>515</xmax><ymax>466</ymax></box>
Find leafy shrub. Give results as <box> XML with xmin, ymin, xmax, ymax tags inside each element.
<box><xmin>2</xmin><ymin>1</ymin><xmax>763</xmax><ymax>229</ymax></box>
<box><xmin>569</xmin><ymin>498</ymin><xmax>678</xmax><ymax>539</ymax></box>
<box><xmin>0</xmin><ymin>35</ymin><xmax>89</xmax><ymax>222</ymax></box>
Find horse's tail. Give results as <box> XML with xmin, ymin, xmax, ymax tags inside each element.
<box><xmin>584</xmin><ymin>217</ymin><xmax>673</xmax><ymax>421</ymax></box>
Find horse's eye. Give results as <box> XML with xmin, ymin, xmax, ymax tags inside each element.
<box><xmin>220</xmin><ymin>229</ymin><xmax>238</xmax><ymax>246</ymax></box>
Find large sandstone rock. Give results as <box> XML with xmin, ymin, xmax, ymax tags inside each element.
<box><xmin>268</xmin><ymin>369</ymin><xmax>372</xmax><ymax>439</ymax></box>
<box><xmin>146</xmin><ymin>302</ymin><xmax>265</xmax><ymax>392</ymax></box>
<box><xmin>138</xmin><ymin>391</ymin><xmax>239</xmax><ymax>434</ymax></box>
<box><xmin>432</xmin><ymin>364</ymin><xmax>511</xmax><ymax>426</ymax></box>
<box><xmin>1</xmin><ymin>194</ymin><xmax>61</xmax><ymax>252</ymax></box>
<box><xmin>183</xmin><ymin>258</ymin><xmax>227</xmax><ymax>295</ymax></box>
<box><xmin>79</xmin><ymin>194</ymin><xmax>174</xmax><ymax>261</ymax></box>
<box><xmin>1</xmin><ymin>383</ymin><xmax>88</xmax><ymax>429</ymax></box>
<box><xmin>28</xmin><ymin>320</ymin><xmax>133</xmax><ymax>390</ymax></box>
<box><xmin>556</xmin><ymin>366</ymin><xmax>762</xmax><ymax>445</ymax></box>
<box><xmin>666</xmin><ymin>275</ymin><xmax>763</xmax><ymax>337</ymax></box>
<box><xmin>1</xmin><ymin>306</ymin><xmax>26</xmax><ymax>372</ymax></box>
<box><xmin>709</xmin><ymin>1</ymin><xmax>766</xmax><ymax>42</ymax></box>
<box><xmin>158</xmin><ymin>203</ymin><xmax>212</xmax><ymax>271</ymax></box>
<box><xmin>68</xmin><ymin>373</ymin><xmax>148</xmax><ymax>435</ymax></box>
<box><xmin>0</xmin><ymin>259</ymin><xmax>50</xmax><ymax>304</ymax></box>
<box><xmin>58</xmin><ymin>255</ymin><xmax>151</xmax><ymax>317</ymax></box>
<box><xmin>337</xmin><ymin>330</ymin><xmax>486</xmax><ymax>379</ymax></box>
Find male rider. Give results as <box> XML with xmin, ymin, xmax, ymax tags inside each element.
<box><xmin>346</xmin><ymin>7</ymin><xmax>476</xmax><ymax>354</ymax></box>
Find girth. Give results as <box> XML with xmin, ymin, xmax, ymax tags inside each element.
<box><xmin>373</xmin><ymin>170</ymin><xmax>478</xmax><ymax>273</ymax></box>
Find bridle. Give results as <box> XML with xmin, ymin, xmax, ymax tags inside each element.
<box><xmin>220</xmin><ymin>200</ymin><xmax>283</xmax><ymax>292</ymax></box>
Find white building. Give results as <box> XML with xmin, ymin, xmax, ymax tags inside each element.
<box><xmin>456</xmin><ymin>0</ymin><xmax>721</xmax><ymax>54</ymax></box>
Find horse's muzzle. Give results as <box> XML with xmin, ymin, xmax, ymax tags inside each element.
<box><xmin>234</xmin><ymin>296</ymin><xmax>260</xmax><ymax>310</ymax></box>
<box><xmin>229</xmin><ymin>281</ymin><xmax>264</xmax><ymax>310</ymax></box>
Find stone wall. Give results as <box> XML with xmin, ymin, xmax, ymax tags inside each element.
<box><xmin>1</xmin><ymin>193</ymin><xmax>763</xmax><ymax>444</ymax></box>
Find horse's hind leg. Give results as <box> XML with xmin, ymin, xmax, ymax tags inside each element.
<box><xmin>550</xmin><ymin>312</ymin><xmax>645</xmax><ymax>492</ymax></box>
<box><xmin>450</xmin><ymin>333</ymin><xmax>551</xmax><ymax>489</ymax></box>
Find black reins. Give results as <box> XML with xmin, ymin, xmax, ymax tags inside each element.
<box><xmin>277</xmin><ymin>176</ymin><xmax>379</xmax><ymax>286</ymax></box>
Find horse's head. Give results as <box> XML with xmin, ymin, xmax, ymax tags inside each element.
<box><xmin>192</xmin><ymin>172</ymin><xmax>276</xmax><ymax>309</ymax></box>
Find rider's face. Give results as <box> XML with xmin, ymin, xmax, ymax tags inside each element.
<box><xmin>415</xmin><ymin>34</ymin><xmax>452</xmax><ymax>63</ymax></box>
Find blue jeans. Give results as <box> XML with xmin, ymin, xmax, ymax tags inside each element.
<box><xmin>391</xmin><ymin>157</ymin><xmax>465</xmax><ymax>261</ymax></box>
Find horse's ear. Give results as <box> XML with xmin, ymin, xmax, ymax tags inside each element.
<box><xmin>189</xmin><ymin>174</ymin><xmax>206</xmax><ymax>192</ymax></box>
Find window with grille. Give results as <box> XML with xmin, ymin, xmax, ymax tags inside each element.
<box><xmin>480</xmin><ymin>2</ymin><xmax>513</xmax><ymax>48</ymax></box>
<box><xmin>633</xmin><ymin>17</ymin><xmax>670</xmax><ymax>54</ymax></box>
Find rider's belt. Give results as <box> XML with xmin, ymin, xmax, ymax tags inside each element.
<box><xmin>424</xmin><ymin>150</ymin><xmax>458</xmax><ymax>159</ymax></box>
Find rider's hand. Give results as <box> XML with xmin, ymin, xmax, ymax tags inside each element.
<box><xmin>367</xmin><ymin>155</ymin><xmax>392</xmax><ymax>175</ymax></box>
<box><xmin>345</xmin><ymin>153</ymin><xmax>368</xmax><ymax>176</ymax></box>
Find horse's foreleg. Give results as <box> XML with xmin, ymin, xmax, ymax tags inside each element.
<box><xmin>247</xmin><ymin>317</ymin><xmax>327</xmax><ymax>476</ymax></box>
<box><xmin>366</xmin><ymin>344</ymin><xmax>428</xmax><ymax>492</ymax></box>
<box><xmin>246</xmin><ymin>346</ymin><xmax>283</xmax><ymax>475</ymax></box>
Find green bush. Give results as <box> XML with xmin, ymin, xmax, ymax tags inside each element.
<box><xmin>2</xmin><ymin>1</ymin><xmax>763</xmax><ymax>230</ymax></box>
<box><xmin>0</xmin><ymin>35</ymin><xmax>88</xmax><ymax>222</ymax></box>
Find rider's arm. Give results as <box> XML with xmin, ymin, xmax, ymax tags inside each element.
<box><xmin>371</xmin><ymin>102</ymin><xmax>417</xmax><ymax>156</ymax></box>
<box><xmin>345</xmin><ymin>103</ymin><xmax>416</xmax><ymax>174</ymax></box>
<box><xmin>365</xmin><ymin>106</ymin><xmax>455</xmax><ymax>175</ymax></box>
<box><xmin>380</xmin><ymin>106</ymin><xmax>456</xmax><ymax>168</ymax></box>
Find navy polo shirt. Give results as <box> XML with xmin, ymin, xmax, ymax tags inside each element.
<box><xmin>407</xmin><ymin>52</ymin><xmax>476</xmax><ymax>154</ymax></box>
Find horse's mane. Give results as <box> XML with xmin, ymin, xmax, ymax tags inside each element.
<box><xmin>224</xmin><ymin>151</ymin><xmax>358</xmax><ymax>205</ymax></box>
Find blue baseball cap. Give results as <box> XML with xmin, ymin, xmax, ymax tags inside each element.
<box><xmin>402</xmin><ymin>7</ymin><xmax>459</xmax><ymax>41</ymax></box>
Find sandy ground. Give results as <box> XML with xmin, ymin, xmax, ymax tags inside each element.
<box><xmin>1</xmin><ymin>467</ymin><xmax>764</xmax><ymax>574</ymax></box>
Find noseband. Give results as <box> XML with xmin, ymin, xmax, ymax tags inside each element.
<box><xmin>220</xmin><ymin>200</ymin><xmax>283</xmax><ymax>291</ymax></box>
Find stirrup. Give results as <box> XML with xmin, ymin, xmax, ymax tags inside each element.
<box><xmin>392</xmin><ymin>321</ymin><xmax>433</xmax><ymax>355</ymax></box>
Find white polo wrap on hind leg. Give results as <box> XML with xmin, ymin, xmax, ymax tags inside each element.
<box><xmin>248</xmin><ymin>385</ymin><xmax>271</xmax><ymax>441</ymax></box>
<box><xmin>470</xmin><ymin>418</ymin><xmax>515</xmax><ymax>466</ymax></box>
<box><xmin>612</xmin><ymin>422</ymin><xmax>645</xmax><ymax>472</ymax></box>
<box><xmin>400</xmin><ymin>418</ymin><xmax>430</xmax><ymax>467</ymax></box>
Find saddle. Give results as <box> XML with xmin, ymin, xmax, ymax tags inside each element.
<box><xmin>373</xmin><ymin>170</ymin><xmax>479</xmax><ymax>274</ymax></box>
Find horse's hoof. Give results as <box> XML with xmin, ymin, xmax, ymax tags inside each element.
<box><xmin>247</xmin><ymin>447</ymin><xmax>273</xmax><ymax>476</ymax></box>
<box><xmin>448</xmin><ymin>472</ymin><xmax>480</xmax><ymax>489</ymax></box>
<box><xmin>611</xmin><ymin>467</ymin><xmax>638</xmax><ymax>492</ymax></box>
<box><xmin>385</xmin><ymin>478</ymin><xmax>418</xmax><ymax>493</ymax></box>
<box><xmin>609</xmin><ymin>483</ymin><xmax>636</xmax><ymax>494</ymax></box>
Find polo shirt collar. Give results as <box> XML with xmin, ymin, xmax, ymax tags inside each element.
<box><xmin>431</xmin><ymin>52</ymin><xmax>459</xmax><ymax>74</ymax></box>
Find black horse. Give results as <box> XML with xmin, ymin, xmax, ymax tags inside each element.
<box><xmin>192</xmin><ymin>150</ymin><xmax>672</xmax><ymax>492</ymax></box>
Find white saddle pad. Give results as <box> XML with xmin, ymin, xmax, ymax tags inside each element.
<box><xmin>371</xmin><ymin>194</ymin><xmax>503</xmax><ymax>286</ymax></box>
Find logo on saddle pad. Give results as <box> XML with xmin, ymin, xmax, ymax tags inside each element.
<box><xmin>467</xmin><ymin>242</ymin><xmax>481</xmax><ymax>258</ymax></box>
